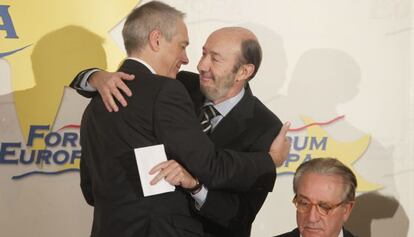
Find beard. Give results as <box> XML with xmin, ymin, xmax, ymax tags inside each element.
<box><xmin>200</xmin><ymin>73</ymin><xmax>236</xmax><ymax>102</ymax></box>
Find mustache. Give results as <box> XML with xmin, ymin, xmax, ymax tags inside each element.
<box><xmin>199</xmin><ymin>74</ymin><xmax>215</xmax><ymax>82</ymax></box>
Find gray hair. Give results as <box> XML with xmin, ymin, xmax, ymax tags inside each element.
<box><xmin>293</xmin><ymin>158</ymin><xmax>357</xmax><ymax>202</ymax></box>
<box><xmin>233</xmin><ymin>39</ymin><xmax>262</xmax><ymax>81</ymax></box>
<box><xmin>122</xmin><ymin>1</ymin><xmax>185</xmax><ymax>55</ymax></box>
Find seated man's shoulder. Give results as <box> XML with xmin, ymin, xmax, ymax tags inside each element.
<box><xmin>344</xmin><ymin>228</ymin><xmax>358</xmax><ymax>237</ymax></box>
<box><xmin>273</xmin><ymin>228</ymin><xmax>300</xmax><ymax>237</ymax></box>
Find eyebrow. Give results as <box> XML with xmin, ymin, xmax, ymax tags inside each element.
<box><xmin>296</xmin><ymin>194</ymin><xmax>311</xmax><ymax>201</ymax></box>
<box><xmin>296</xmin><ymin>194</ymin><xmax>337</xmax><ymax>205</ymax></box>
<box><xmin>202</xmin><ymin>47</ymin><xmax>222</xmax><ymax>59</ymax></box>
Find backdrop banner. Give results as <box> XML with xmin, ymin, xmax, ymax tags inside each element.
<box><xmin>1</xmin><ymin>1</ymin><xmax>412</xmax><ymax>236</ymax></box>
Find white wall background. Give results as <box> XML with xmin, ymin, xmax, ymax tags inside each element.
<box><xmin>1</xmin><ymin>0</ymin><xmax>413</xmax><ymax>236</ymax></box>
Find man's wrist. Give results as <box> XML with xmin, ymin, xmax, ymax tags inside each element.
<box><xmin>186</xmin><ymin>178</ymin><xmax>202</xmax><ymax>194</ymax></box>
<box><xmin>191</xmin><ymin>185</ymin><xmax>208</xmax><ymax>210</ymax></box>
<box><xmin>82</xmin><ymin>68</ymin><xmax>101</xmax><ymax>91</ymax></box>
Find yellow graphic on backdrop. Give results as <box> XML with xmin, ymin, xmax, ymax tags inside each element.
<box><xmin>280</xmin><ymin>116</ymin><xmax>381</xmax><ymax>192</ymax></box>
<box><xmin>0</xmin><ymin>1</ymin><xmax>138</xmax><ymax>158</ymax></box>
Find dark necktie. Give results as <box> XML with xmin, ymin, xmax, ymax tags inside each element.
<box><xmin>199</xmin><ymin>104</ymin><xmax>219</xmax><ymax>134</ymax></box>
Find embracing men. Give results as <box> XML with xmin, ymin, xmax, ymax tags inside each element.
<box><xmin>71</xmin><ymin>1</ymin><xmax>290</xmax><ymax>237</ymax></box>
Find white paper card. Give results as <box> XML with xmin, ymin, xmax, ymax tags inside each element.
<box><xmin>134</xmin><ymin>144</ymin><xmax>175</xmax><ymax>197</ymax></box>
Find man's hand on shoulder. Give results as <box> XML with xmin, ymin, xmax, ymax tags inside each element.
<box><xmin>269</xmin><ymin>122</ymin><xmax>291</xmax><ymax>167</ymax></box>
<box><xmin>89</xmin><ymin>70</ymin><xmax>135</xmax><ymax>112</ymax></box>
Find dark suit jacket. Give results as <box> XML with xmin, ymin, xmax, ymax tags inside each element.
<box><xmin>274</xmin><ymin>227</ymin><xmax>357</xmax><ymax>237</ymax></box>
<box><xmin>77</xmin><ymin>60</ymin><xmax>276</xmax><ymax>237</ymax></box>
<box><xmin>178</xmin><ymin>71</ymin><xmax>282</xmax><ymax>237</ymax></box>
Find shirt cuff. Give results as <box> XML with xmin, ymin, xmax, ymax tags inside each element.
<box><xmin>191</xmin><ymin>185</ymin><xmax>208</xmax><ymax>210</ymax></box>
<box><xmin>81</xmin><ymin>69</ymin><xmax>101</xmax><ymax>91</ymax></box>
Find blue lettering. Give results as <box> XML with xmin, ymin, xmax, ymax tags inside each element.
<box><xmin>36</xmin><ymin>150</ymin><xmax>51</xmax><ymax>164</ymax></box>
<box><xmin>52</xmin><ymin>150</ymin><xmax>69</xmax><ymax>165</ymax></box>
<box><xmin>19</xmin><ymin>149</ymin><xmax>36</xmax><ymax>164</ymax></box>
<box><xmin>70</xmin><ymin>150</ymin><xmax>81</xmax><ymax>164</ymax></box>
<box><xmin>27</xmin><ymin>125</ymin><xmax>49</xmax><ymax>146</ymax></box>
<box><xmin>303</xmin><ymin>154</ymin><xmax>312</xmax><ymax>162</ymax></box>
<box><xmin>310</xmin><ymin>137</ymin><xmax>328</xmax><ymax>150</ymax></box>
<box><xmin>0</xmin><ymin>142</ymin><xmax>20</xmax><ymax>164</ymax></box>
<box><xmin>284</xmin><ymin>153</ymin><xmax>300</xmax><ymax>167</ymax></box>
<box><xmin>0</xmin><ymin>5</ymin><xmax>18</xmax><ymax>38</ymax></box>
<box><xmin>62</xmin><ymin>133</ymin><xmax>78</xmax><ymax>147</ymax></box>
<box><xmin>45</xmin><ymin>132</ymin><xmax>61</xmax><ymax>147</ymax></box>
<box><xmin>292</xmin><ymin>136</ymin><xmax>308</xmax><ymax>151</ymax></box>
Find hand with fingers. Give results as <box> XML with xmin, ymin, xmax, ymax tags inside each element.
<box><xmin>268</xmin><ymin>122</ymin><xmax>292</xmax><ymax>167</ymax></box>
<box><xmin>88</xmin><ymin>70</ymin><xmax>135</xmax><ymax>112</ymax></box>
<box><xmin>149</xmin><ymin>160</ymin><xmax>199</xmax><ymax>190</ymax></box>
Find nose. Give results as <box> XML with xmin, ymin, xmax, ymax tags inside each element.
<box><xmin>197</xmin><ymin>55</ymin><xmax>209</xmax><ymax>73</ymax></box>
<box><xmin>181</xmin><ymin>50</ymin><xmax>189</xmax><ymax>65</ymax></box>
<box><xmin>308</xmin><ymin>205</ymin><xmax>321</xmax><ymax>222</ymax></box>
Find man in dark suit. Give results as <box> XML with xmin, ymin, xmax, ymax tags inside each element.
<box><xmin>71</xmin><ymin>25</ymin><xmax>289</xmax><ymax>237</ymax></box>
<box><xmin>75</xmin><ymin>2</ymin><xmax>290</xmax><ymax>237</ymax></box>
<box><xmin>157</xmin><ymin>27</ymin><xmax>285</xmax><ymax>237</ymax></box>
<box><xmin>274</xmin><ymin>158</ymin><xmax>357</xmax><ymax>237</ymax></box>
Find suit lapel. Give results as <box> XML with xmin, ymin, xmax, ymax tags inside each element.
<box><xmin>343</xmin><ymin>228</ymin><xmax>355</xmax><ymax>237</ymax></box>
<box><xmin>209</xmin><ymin>85</ymin><xmax>255</xmax><ymax>147</ymax></box>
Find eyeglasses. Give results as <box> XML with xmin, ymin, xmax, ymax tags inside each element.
<box><xmin>292</xmin><ymin>195</ymin><xmax>346</xmax><ymax>216</ymax></box>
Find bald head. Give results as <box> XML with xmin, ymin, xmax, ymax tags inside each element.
<box><xmin>211</xmin><ymin>27</ymin><xmax>258</xmax><ymax>41</ymax></box>
<box><xmin>209</xmin><ymin>27</ymin><xmax>262</xmax><ymax>80</ymax></box>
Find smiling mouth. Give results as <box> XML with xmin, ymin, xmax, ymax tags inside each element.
<box><xmin>199</xmin><ymin>73</ymin><xmax>214</xmax><ymax>82</ymax></box>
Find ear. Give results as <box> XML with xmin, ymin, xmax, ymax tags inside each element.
<box><xmin>148</xmin><ymin>30</ymin><xmax>162</xmax><ymax>52</ymax></box>
<box><xmin>342</xmin><ymin>201</ymin><xmax>355</xmax><ymax>222</ymax></box>
<box><xmin>235</xmin><ymin>63</ymin><xmax>255</xmax><ymax>83</ymax></box>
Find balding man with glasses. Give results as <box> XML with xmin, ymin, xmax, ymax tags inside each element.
<box><xmin>275</xmin><ymin>158</ymin><xmax>357</xmax><ymax>237</ymax></box>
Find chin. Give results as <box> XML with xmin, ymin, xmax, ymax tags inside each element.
<box><xmin>300</xmin><ymin>227</ymin><xmax>325</xmax><ymax>237</ymax></box>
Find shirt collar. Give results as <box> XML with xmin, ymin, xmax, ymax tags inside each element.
<box><xmin>204</xmin><ymin>88</ymin><xmax>245</xmax><ymax>117</ymax></box>
<box><xmin>126</xmin><ymin>57</ymin><xmax>157</xmax><ymax>74</ymax></box>
<box><xmin>300</xmin><ymin>228</ymin><xmax>343</xmax><ymax>237</ymax></box>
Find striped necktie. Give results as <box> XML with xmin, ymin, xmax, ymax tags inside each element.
<box><xmin>199</xmin><ymin>105</ymin><xmax>219</xmax><ymax>134</ymax></box>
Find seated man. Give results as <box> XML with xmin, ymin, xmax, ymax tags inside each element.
<box><xmin>275</xmin><ymin>158</ymin><xmax>357</xmax><ymax>237</ymax></box>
